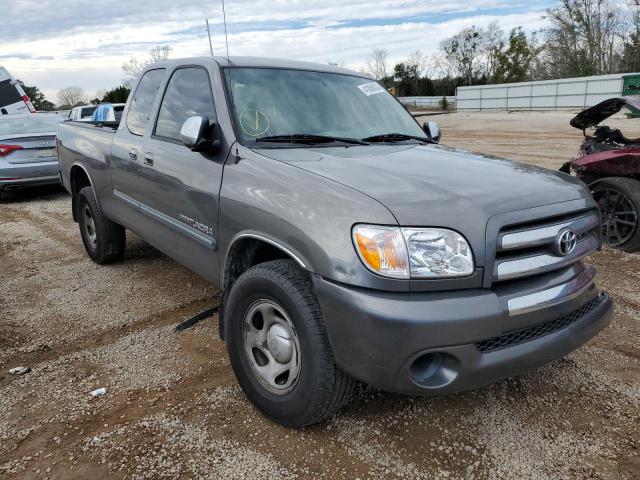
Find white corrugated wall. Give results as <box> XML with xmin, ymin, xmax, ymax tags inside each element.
<box><xmin>457</xmin><ymin>74</ymin><xmax>635</xmax><ymax>111</ymax></box>
<box><xmin>397</xmin><ymin>96</ymin><xmax>456</xmax><ymax>108</ymax></box>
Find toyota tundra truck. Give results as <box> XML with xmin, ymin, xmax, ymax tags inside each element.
<box><xmin>57</xmin><ymin>57</ymin><xmax>613</xmax><ymax>427</ymax></box>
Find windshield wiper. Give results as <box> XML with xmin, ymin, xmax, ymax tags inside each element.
<box><xmin>362</xmin><ymin>133</ymin><xmax>433</xmax><ymax>144</ymax></box>
<box><xmin>255</xmin><ymin>134</ymin><xmax>368</xmax><ymax>145</ymax></box>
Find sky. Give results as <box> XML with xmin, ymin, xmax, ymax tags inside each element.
<box><xmin>1</xmin><ymin>0</ymin><xmax>556</xmax><ymax>104</ymax></box>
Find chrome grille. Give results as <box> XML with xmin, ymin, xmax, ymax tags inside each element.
<box><xmin>494</xmin><ymin>210</ymin><xmax>600</xmax><ymax>282</ymax></box>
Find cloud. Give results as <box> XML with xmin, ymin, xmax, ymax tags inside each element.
<box><xmin>0</xmin><ymin>0</ymin><xmax>552</xmax><ymax>102</ymax></box>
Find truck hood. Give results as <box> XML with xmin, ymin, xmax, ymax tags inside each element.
<box><xmin>255</xmin><ymin>143</ymin><xmax>588</xmax><ymax>227</ymax></box>
<box><xmin>570</xmin><ymin>97</ymin><xmax>640</xmax><ymax>130</ymax></box>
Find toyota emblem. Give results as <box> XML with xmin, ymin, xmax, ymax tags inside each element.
<box><xmin>555</xmin><ymin>228</ymin><xmax>577</xmax><ymax>256</ymax></box>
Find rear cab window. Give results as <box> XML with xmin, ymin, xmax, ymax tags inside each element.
<box><xmin>126</xmin><ymin>68</ymin><xmax>165</xmax><ymax>136</ymax></box>
<box><xmin>80</xmin><ymin>106</ymin><xmax>97</xmax><ymax>119</ymax></box>
<box><xmin>153</xmin><ymin>67</ymin><xmax>216</xmax><ymax>143</ymax></box>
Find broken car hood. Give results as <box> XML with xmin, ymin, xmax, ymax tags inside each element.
<box><xmin>570</xmin><ymin>97</ymin><xmax>640</xmax><ymax>130</ymax></box>
<box><xmin>255</xmin><ymin>143</ymin><xmax>588</xmax><ymax>227</ymax></box>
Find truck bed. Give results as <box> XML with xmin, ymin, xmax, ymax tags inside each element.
<box><xmin>57</xmin><ymin>119</ymin><xmax>119</xmax><ymax>200</ymax></box>
<box><xmin>62</xmin><ymin>119</ymin><xmax>120</xmax><ymax>131</ymax></box>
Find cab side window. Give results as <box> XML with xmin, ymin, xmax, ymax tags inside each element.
<box><xmin>154</xmin><ymin>67</ymin><xmax>216</xmax><ymax>142</ymax></box>
<box><xmin>126</xmin><ymin>69</ymin><xmax>165</xmax><ymax>136</ymax></box>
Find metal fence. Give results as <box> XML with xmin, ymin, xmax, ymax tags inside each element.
<box><xmin>398</xmin><ymin>96</ymin><xmax>456</xmax><ymax>109</ymax></box>
<box><xmin>457</xmin><ymin>73</ymin><xmax>640</xmax><ymax>111</ymax></box>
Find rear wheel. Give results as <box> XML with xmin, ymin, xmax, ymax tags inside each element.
<box><xmin>591</xmin><ymin>177</ymin><xmax>640</xmax><ymax>252</ymax></box>
<box><xmin>225</xmin><ymin>260</ymin><xmax>354</xmax><ymax>427</ymax></box>
<box><xmin>77</xmin><ymin>186</ymin><xmax>126</xmax><ymax>263</ymax></box>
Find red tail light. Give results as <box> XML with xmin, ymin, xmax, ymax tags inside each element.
<box><xmin>0</xmin><ymin>144</ymin><xmax>24</xmax><ymax>156</ymax></box>
<box><xmin>22</xmin><ymin>95</ymin><xmax>36</xmax><ymax>113</ymax></box>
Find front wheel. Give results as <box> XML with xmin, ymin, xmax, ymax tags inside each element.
<box><xmin>225</xmin><ymin>260</ymin><xmax>354</xmax><ymax>427</ymax></box>
<box><xmin>592</xmin><ymin>177</ymin><xmax>640</xmax><ymax>252</ymax></box>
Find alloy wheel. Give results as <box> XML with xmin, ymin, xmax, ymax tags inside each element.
<box><xmin>594</xmin><ymin>187</ymin><xmax>637</xmax><ymax>247</ymax></box>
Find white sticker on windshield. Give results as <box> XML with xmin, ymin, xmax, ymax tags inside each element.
<box><xmin>358</xmin><ymin>82</ymin><xmax>386</xmax><ymax>96</ymax></box>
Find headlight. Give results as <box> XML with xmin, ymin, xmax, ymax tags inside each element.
<box><xmin>402</xmin><ymin>228</ymin><xmax>474</xmax><ymax>278</ymax></box>
<box><xmin>352</xmin><ymin>225</ymin><xmax>474</xmax><ymax>279</ymax></box>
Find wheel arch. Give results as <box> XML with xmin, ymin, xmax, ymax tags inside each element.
<box><xmin>69</xmin><ymin>163</ymin><xmax>98</xmax><ymax>222</ymax></box>
<box><xmin>218</xmin><ymin>233</ymin><xmax>310</xmax><ymax>339</ymax></box>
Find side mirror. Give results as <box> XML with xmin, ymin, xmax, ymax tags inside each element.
<box><xmin>180</xmin><ymin>115</ymin><xmax>220</xmax><ymax>152</ymax></box>
<box><xmin>423</xmin><ymin>121</ymin><xmax>441</xmax><ymax>143</ymax></box>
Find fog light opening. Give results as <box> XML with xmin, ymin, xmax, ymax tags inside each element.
<box><xmin>410</xmin><ymin>352</ymin><xmax>460</xmax><ymax>389</ymax></box>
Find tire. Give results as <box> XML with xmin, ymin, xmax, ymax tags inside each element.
<box><xmin>77</xmin><ymin>186</ymin><xmax>126</xmax><ymax>263</ymax></box>
<box><xmin>225</xmin><ymin>259</ymin><xmax>354</xmax><ymax>427</ymax></box>
<box><xmin>0</xmin><ymin>190</ymin><xmax>14</xmax><ymax>202</ymax></box>
<box><xmin>591</xmin><ymin>177</ymin><xmax>640</xmax><ymax>252</ymax></box>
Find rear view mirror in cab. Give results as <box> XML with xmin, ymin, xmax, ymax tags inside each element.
<box><xmin>423</xmin><ymin>121</ymin><xmax>441</xmax><ymax>143</ymax></box>
<box><xmin>180</xmin><ymin>115</ymin><xmax>220</xmax><ymax>152</ymax></box>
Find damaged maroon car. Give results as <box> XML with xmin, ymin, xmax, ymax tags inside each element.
<box><xmin>561</xmin><ymin>97</ymin><xmax>640</xmax><ymax>251</ymax></box>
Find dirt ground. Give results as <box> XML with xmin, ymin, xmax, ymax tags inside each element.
<box><xmin>1</xmin><ymin>111</ymin><xmax>638</xmax><ymax>480</ymax></box>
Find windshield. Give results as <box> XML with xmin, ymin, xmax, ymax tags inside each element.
<box><xmin>0</xmin><ymin>115</ymin><xmax>62</xmax><ymax>135</ymax></box>
<box><xmin>225</xmin><ymin>67</ymin><xmax>426</xmax><ymax>146</ymax></box>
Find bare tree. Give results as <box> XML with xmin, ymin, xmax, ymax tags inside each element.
<box><xmin>366</xmin><ymin>48</ymin><xmax>389</xmax><ymax>81</ymax></box>
<box><xmin>57</xmin><ymin>86</ymin><xmax>87</xmax><ymax>107</ymax></box>
<box><xmin>122</xmin><ymin>45</ymin><xmax>172</xmax><ymax>86</ymax></box>
<box><xmin>482</xmin><ymin>21</ymin><xmax>505</xmax><ymax>79</ymax></box>
<box><xmin>440</xmin><ymin>26</ymin><xmax>486</xmax><ymax>85</ymax></box>
<box><xmin>621</xmin><ymin>0</ymin><xmax>640</xmax><ymax>71</ymax></box>
<box><xmin>431</xmin><ymin>51</ymin><xmax>456</xmax><ymax>79</ymax></box>
<box><xmin>632</xmin><ymin>0</ymin><xmax>640</xmax><ymax>34</ymax></box>
<box><xmin>404</xmin><ymin>50</ymin><xmax>428</xmax><ymax>92</ymax></box>
<box><xmin>406</xmin><ymin>50</ymin><xmax>426</xmax><ymax>77</ymax></box>
<box><xmin>542</xmin><ymin>0</ymin><xmax>625</xmax><ymax>77</ymax></box>
<box><xmin>422</xmin><ymin>54</ymin><xmax>439</xmax><ymax>80</ymax></box>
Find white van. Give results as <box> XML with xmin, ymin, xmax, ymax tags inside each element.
<box><xmin>0</xmin><ymin>66</ymin><xmax>36</xmax><ymax>115</ymax></box>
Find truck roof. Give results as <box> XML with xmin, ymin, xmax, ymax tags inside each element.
<box><xmin>149</xmin><ymin>56</ymin><xmax>369</xmax><ymax>78</ymax></box>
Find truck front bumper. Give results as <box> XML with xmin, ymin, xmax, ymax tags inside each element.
<box><xmin>313</xmin><ymin>272</ymin><xmax>613</xmax><ymax>395</ymax></box>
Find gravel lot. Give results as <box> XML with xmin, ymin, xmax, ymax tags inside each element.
<box><xmin>1</xmin><ymin>111</ymin><xmax>638</xmax><ymax>479</ymax></box>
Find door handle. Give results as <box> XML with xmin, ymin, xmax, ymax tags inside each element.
<box><xmin>128</xmin><ymin>149</ymin><xmax>137</xmax><ymax>161</ymax></box>
<box><xmin>144</xmin><ymin>153</ymin><xmax>154</xmax><ymax>166</ymax></box>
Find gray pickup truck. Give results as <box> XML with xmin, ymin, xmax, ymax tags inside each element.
<box><xmin>57</xmin><ymin>57</ymin><xmax>613</xmax><ymax>427</ymax></box>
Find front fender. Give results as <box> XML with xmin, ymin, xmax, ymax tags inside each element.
<box><xmin>218</xmin><ymin>147</ymin><xmax>409</xmax><ymax>292</ymax></box>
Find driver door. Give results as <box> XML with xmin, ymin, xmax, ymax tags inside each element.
<box><xmin>133</xmin><ymin>65</ymin><xmax>225</xmax><ymax>281</ymax></box>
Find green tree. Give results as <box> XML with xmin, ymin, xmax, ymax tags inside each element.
<box><xmin>102</xmin><ymin>85</ymin><xmax>131</xmax><ymax>104</ymax></box>
<box><xmin>492</xmin><ymin>28</ymin><xmax>540</xmax><ymax>83</ymax></box>
<box><xmin>16</xmin><ymin>80</ymin><xmax>54</xmax><ymax>111</ymax></box>
<box><xmin>393</xmin><ymin>62</ymin><xmax>420</xmax><ymax>96</ymax></box>
<box><xmin>621</xmin><ymin>33</ymin><xmax>640</xmax><ymax>73</ymax></box>
<box><xmin>38</xmin><ymin>99</ymin><xmax>56</xmax><ymax>111</ymax></box>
